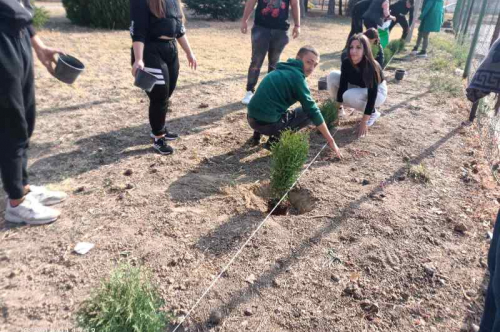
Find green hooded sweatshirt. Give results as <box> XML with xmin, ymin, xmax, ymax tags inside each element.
<box><xmin>247</xmin><ymin>58</ymin><xmax>324</xmax><ymax>127</ymax></box>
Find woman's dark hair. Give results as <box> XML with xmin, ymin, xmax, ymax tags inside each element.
<box><xmin>347</xmin><ymin>34</ymin><xmax>382</xmax><ymax>88</ymax></box>
<box><xmin>148</xmin><ymin>0</ymin><xmax>185</xmax><ymax>21</ymax></box>
<box><xmin>363</xmin><ymin>28</ymin><xmax>380</xmax><ymax>46</ymax></box>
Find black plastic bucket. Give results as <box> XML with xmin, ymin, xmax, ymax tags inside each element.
<box><xmin>55</xmin><ymin>54</ymin><xmax>85</xmax><ymax>84</ymax></box>
<box><xmin>395</xmin><ymin>69</ymin><xmax>406</xmax><ymax>81</ymax></box>
<box><xmin>134</xmin><ymin>69</ymin><xmax>157</xmax><ymax>92</ymax></box>
<box><xmin>318</xmin><ymin>76</ymin><xmax>327</xmax><ymax>91</ymax></box>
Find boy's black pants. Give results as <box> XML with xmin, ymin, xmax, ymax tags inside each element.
<box><xmin>0</xmin><ymin>29</ymin><xmax>35</xmax><ymax>200</ymax></box>
<box><xmin>389</xmin><ymin>16</ymin><xmax>410</xmax><ymax>39</ymax></box>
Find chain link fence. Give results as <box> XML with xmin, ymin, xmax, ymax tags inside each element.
<box><xmin>453</xmin><ymin>0</ymin><xmax>500</xmax><ymax>181</ymax></box>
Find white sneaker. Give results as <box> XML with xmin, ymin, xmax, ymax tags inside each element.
<box><xmin>241</xmin><ymin>91</ymin><xmax>254</xmax><ymax>105</ymax></box>
<box><xmin>411</xmin><ymin>50</ymin><xmax>418</xmax><ymax>55</ymax></box>
<box><xmin>367</xmin><ymin>110</ymin><xmax>381</xmax><ymax>127</ymax></box>
<box><xmin>27</xmin><ymin>185</ymin><xmax>67</xmax><ymax>206</ymax></box>
<box><xmin>339</xmin><ymin>106</ymin><xmax>346</xmax><ymax>118</ymax></box>
<box><xmin>5</xmin><ymin>195</ymin><xmax>60</xmax><ymax>225</ymax></box>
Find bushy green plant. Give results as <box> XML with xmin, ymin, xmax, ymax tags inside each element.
<box><xmin>430</xmin><ymin>34</ymin><xmax>469</xmax><ymax>68</ymax></box>
<box><xmin>383</xmin><ymin>47</ymin><xmax>394</xmax><ymax>67</ymax></box>
<box><xmin>62</xmin><ymin>0</ymin><xmax>129</xmax><ymax>29</ymax></box>
<box><xmin>320</xmin><ymin>99</ymin><xmax>339</xmax><ymax>129</ymax></box>
<box><xmin>429</xmin><ymin>74</ymin><xmax>463</xmax><ymax>97</ymax></box>
<box><xmin>77</xmin><ymin>265</ymin><xmax>170</xmax><ymax>332</ymax></box>
<box><xmin>430</xmin><ymin>56</ymin><xmax>453</xmax><ymax>71</ymax></box>
<box><xmin>270</xmin><ymin>130</ymin><xmax>309</xmax><ymax>200</ymax></box>
<box><xmin>387</xmin><ymin>39</ymin><xmax>405</xmax><ymax>55</ymax></box>
<box><xmin>184</xmin><ymin>0</ymin><xmax>244</xmax><ymax>21</ymax></box>
<box><xmin>408</xmin><ymin>163</ymin><xmax>431</xmax><ymax>183</ymax></box>
<box><xmin>32</xmin><ymin>2</ymin><xmax>49</xmax><ymax>29</ymax></box>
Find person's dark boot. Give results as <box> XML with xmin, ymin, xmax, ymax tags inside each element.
<box><xmin>263</xmin><ymin>135</ymin><xmax>280</xmax><ymax>150</ymax></box>
<box><xmin>250</xmin><ymin>131</ymin><xmax>262</xmax><ymax>146</ymax></box>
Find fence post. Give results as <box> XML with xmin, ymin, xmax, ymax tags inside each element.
<box><xmin>405</xmin><ymin>0</ymin><xmax>423</xmax><ymax>43</ymax></box>
<box><xmin>452</xmin><ymin>0</ymin><xmax>463</xmax><ymax>32</ymax></box>
<box><xmin>463</xmin><ymin>0</ymin><xmax>489</xmax><ymax>78</ymax></box>
<box><xmin>456</xmin><ymin>0</ymin><xmax>471</xmax><ymax>37</ymax></box>
<box><xmin>459</xmin><ymin>0</ymin><xmax>475</xmax><ymax>43</ymax></box>
<box><xmin>491</xmin><ymin>13</ymin><xmax>500</xmax><ymax>47</ymax></box>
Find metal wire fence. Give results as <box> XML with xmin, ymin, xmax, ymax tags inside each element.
<box><xmin>453</xmin><ymin>0</ymin><xmax>500</xmax><ymax>181</ymax></box>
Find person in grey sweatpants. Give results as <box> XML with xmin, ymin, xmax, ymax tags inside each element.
<box><xmin>0</xmin><ymin>0</ymin><xmax>68</xmax><ymax>225</ymax></box>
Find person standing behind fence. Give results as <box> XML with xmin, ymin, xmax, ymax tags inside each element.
<box><xmin>240</xmin><ymin>0</ymin><xmax>301</xmax><ymax>107</ymax></box>
<box><xmin>327</xmin><ymin>34</ymin><xmax>388</xmax><ymax>138</ymax></box>
<box><xmin>0</xmin><ymin>0</ymin><xmax>70</xmax><ymax>225</ymax></box>
<box><xmin>130</xmin><ymin>0</ymin><xmax>197</xmax><ymax>155</ymax></box>
<box><xmin>389</xmin><ymin>0</ymin><xmax>414</xmax><ymax>40</ymax></box>
<box><xmin>411</xmin><ymin>0</ymin><xmax>444</xmax><ymax>58</ymax></box>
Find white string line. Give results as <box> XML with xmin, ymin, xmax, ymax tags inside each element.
<box><xmin>172</xmin><ymin>130</ymin><xmax>337</xmax><ymax>332</ymax></box>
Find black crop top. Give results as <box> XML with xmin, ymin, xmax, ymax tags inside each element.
<box><xmin>130</xmin><ymin>0</ymin><xmax>186</xmax><ymax>43</ymax></box>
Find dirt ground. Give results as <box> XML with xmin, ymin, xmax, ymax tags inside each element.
<box><xmin>1</xmin><ymin>3</ymin><xmax>499</xmax><ymax>332</ymax></box>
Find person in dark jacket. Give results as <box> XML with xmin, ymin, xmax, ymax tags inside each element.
<box><xmin>347</xmin><ymin>0</ymin><xmax>393</xmax><ymax>43</ymax></box>
<box><xmin>247</xmin><ymin>46</ymin><xmax>342</xmax><ymax>158</ymax></box>
<box><xmin>341</xmin><ymin>28</ymin><xmax>384</xmax><ymax>68</ymax></box>
<box><xmin>389</xmin><ymin>0</ymin><xmax>414</xmax><ymax>40</ymax></box>
<box><xmin>130</xmin><ymin>0</ymin><xmax>197</xmax><ymax>155</ymax></box>
<box><xmin>0</xmin><ymin>0</ymin><xmax>68</xmax><ymax>225</ymax></box>
<box><xmin>328</xmin><ymin>34</ymin><xmax>388</xmax><ymax>138</ymax></box>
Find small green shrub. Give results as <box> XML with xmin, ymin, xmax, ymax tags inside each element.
<box><xmin>62</xmin><ymin>0</ymin><xmax>129</xmax><ymax>29</ymax></box>
<box><xmin>32</xmin><ymin>2</ymin><xmax>50</xmax><ymax>29</ymax></box>
<box><xmin>430</xmin><ymin>34</ymin><xmax>469</xmax><ymax>69</ymax></box>
<box><xmin>429</xmin><ymin>74</ymin><xmax>463</xmax><ymax>97</ymax></box>
<box><xmin>383</xmin><ymin>47</ymin><xmax>394</xmax><ymax>67</ymax></box>
<box><xmin>184</xmin><ymin>0</ymin><xmax>244</xmax><ymax>21</ymax></box>
<box><xmin>408</xmin><ymin>163</ymin><xmax>431</xmax><ymax>183</ymax></box>
<box><xmin>320</xmin><ymin>99</ymin><xmax>339</xmax><ymax>129</ymax></box>
<box><xmin>430</xmin><ymin>56</ymin><xmax>453</xmax><ymax>71</ymax></box>
<box><xmin>270</xmin><ymin>130</ymin><xmax>309</xmax><ymax>200</ymax></box>
<box><xmin>77</xmin><ymin>265</ymin><xmax>169</xmax><ymax>332</ymax></box>
<box><xmin>387</xmin><ymin>40</ymin><xmax>400</xmax><ymax>55</ymax></box>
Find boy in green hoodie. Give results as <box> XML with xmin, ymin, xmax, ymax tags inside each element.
<box><xmin>247</xmin><ymin>46</ymin><xmax>342</xmax><ymax>159</ymax></box>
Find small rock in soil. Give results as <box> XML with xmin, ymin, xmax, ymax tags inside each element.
<box><xmin>423</xmin><ymin>265</ymin><xmax>436</xmax><ymax>277</ymax></box>
<box><xmin>362</xmin><ymin>179</ymin><xmax>370</xmax><ymax>186</ymax></box>
<box><xmin>330</xmin><ymin>275</ymin><xmax>340</xmax><ymax>283</ymax></box>
<box><xmin>360</xmin><ymin>300</ymin><xmax>379</xmax><ymax>314</ymax></box>
<box><xmin>454</xmin><ymin>223</ymin><xmax>468</xmax><ymax>233</ymax></box>
<box><xmin>471</xmin><ymin>323</ymin><xmax>480</xmax><ymax>332</ymax></box>
<box><xmin>244</xmin><ymin>308</ymin><xmax>253</xmax><ymax>316</ymax></box>
<box><xmin>74</xmin><ymin>186</ymin><xmax>85</xmax><ymax>193</ymax></box>
<box><xmin>199</xmin><ymin>103</ymin><xmax>209</xmax><ymax>108</ymax></box>
<box><xmin>123</xmin><ymin>169</ymin><xmax>133</xmax><ymax>176</ymax></box>
<box><xmin>272</xmin><ymin>279</ymin><xmax>281</xmax><ymax>288</ymax></box>
<box><xmin>397</xmin><ymin>175</ymin><xmax>406</xmax><ymax>181</ymax></box>
<box><xmin>245</xmin><ymin>274</ymin><xmax>256</xmax><ymax>284</ymax></box>
<box><xmin>208</xmin><ymin>310</ymin><xmax>222</xmax><ymax>325</ymax></box>
<box><xmin>125</xmin><ymin>183</ymin><xmax>134</xmax><ymax>190</ymax></box>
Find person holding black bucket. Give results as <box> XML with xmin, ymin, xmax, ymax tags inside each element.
<box><xmin>130</xmin><ymin>0</ymin><xmax>197</xmax><ymax>155</ymax></box>
<box><xmin>0</xmin><ymin>0</ymin><xmax>69</xmax><ymax>225</ymax></box>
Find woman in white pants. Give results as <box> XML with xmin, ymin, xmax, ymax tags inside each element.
<box><xmin>327</xmin><ymin>34</ymin><xmax>387</xmax><ymax>137</ymax></box>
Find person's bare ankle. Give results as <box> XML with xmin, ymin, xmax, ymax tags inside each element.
<box><xmin>9</xmin><ymin>197</ymin><xmax>25</xmax><ymax>208</ymax></box>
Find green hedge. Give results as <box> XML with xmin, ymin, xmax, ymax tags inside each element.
<box><xmin>62</xmin><ymin>0</ymin><xmax>129</xmax><ymax>29</ymax></box>
<box><xmin>184</xmin><ymin>0</ymin><xmax>244</xmax><ymax>21</ymax></box>
<box><xmin>32</xmin><ymin>2</ymin><xmax>50</xmax><ymax>29</ymax></box>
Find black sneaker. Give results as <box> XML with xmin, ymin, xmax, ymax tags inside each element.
<box><xmin>153</xmin><ymin>137</ymin><xmax>174</xmax><ymax>155</ymax></box>
<box><xmin>263</xmin><ymin>135</ymin><xmax>280</xmax><ymax>151</ymax></box>
<box><xmin>416</xmin><ymin>50</ymin><xmax>428</xmax><ymax>58</ymax></box>
<box><xmin>150</xmin><ymin>130</ymin><xmax>179</xmax><ymax>141</ymax></box>
<box><xmin>250</xmin><ymin>131</ymin><xmax>261</xmax><ymax>146</ymax></box>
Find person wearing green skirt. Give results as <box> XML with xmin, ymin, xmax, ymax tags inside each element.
<box><xmin>411</xmin><ymin>0</ymin><xmax>444</xmax><ymax>57</ymax></box>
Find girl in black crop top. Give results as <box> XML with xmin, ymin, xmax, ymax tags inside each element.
<box><xmin>338</xmin><ymin>34</ymin><xmax>386</xmax><ymax>137</ymax></box>
<box><xmin>130</xmin><ymin>0</ymin><xmax>197</xmax><ymax>155</ymax></box>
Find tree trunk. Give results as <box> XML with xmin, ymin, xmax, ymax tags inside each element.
<box><xmin>327</xmin><ymin>0</ymin><xmax>335</xmax><ymax>16</ymax></box>
<box><xmin>300</xmin><ymin>0</ymin><xmax>306</xmax><ymax>18</ymax></box>
<box><xmin>339</xmin><ymin>0</ymin><xmax>343</xmax><ymax>16</ymax></box>
<box><xmin>405</xmin><ymin>0</ymin><xmax>423</xmax><ymax>43</ymax></box>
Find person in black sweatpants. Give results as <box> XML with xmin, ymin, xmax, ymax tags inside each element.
<box><xmin>130</xmin><ymin>0</ymin><xmax>197</xmax><ymax>155</ymax></box>
<box><xmin>389</xmin><ymin>0</ymin><xmax>414</xmax><ymax>40</ymax></box>
<box><xmin>0</xmin><ymin>0</ymin><xmax>68</xmax><ymax>225</ymax></box>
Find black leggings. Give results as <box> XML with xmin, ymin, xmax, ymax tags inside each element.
<box><xmin>133</xmin><ymin>40</ymin><xmax>180</xmax><ymax>136</ymax></box>
<box><xmin>0</xmin><ymin>29</ymin><xmax>35</xmax><ymax>200</ymax></box>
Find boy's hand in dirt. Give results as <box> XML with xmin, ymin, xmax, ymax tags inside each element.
<box><xmin>132</xmin><ymin>59</ymin><xmax>145</xmax><ymax>77</ymax></box>
<box><xmin>328</xmin><ymin>138</ymin><xmax>343</xmax><ymax>159</ymax></box>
